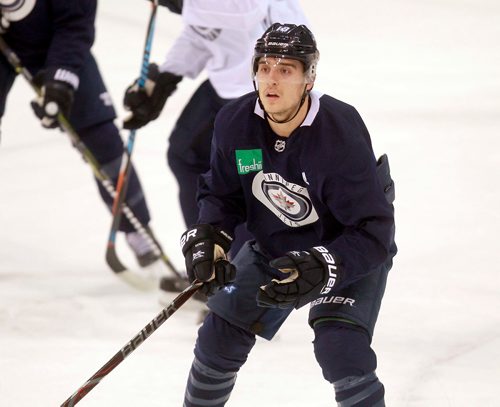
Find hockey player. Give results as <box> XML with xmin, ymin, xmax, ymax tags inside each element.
<box><xmin>0</xmin><ymin>1</ymin><xmax>163</xmax><ymax>270</ymax></box>
<box><xmin>179</xmin><ymin>24</ymin><xmax>397</xmax><ymax>406</ymax></box>
<box><xmin>122</xmin><ymin>0</ymin><xmax>308</xmax><ymax>259</ymax></box>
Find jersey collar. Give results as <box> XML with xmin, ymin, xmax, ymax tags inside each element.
<box><xmin>253</xmin><ymin>90</ymin><xmax>322</xmax><ymax>127</ymax></box>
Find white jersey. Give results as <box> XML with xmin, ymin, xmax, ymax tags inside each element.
<box><xmin>160</xmin><ymin>0</ymin><xmax>309</xmax><ymax>99</ymax></box>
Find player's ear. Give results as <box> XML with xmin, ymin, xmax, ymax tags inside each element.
<box><xmin>306</xmin><ymin>82</ymin><xmax>314</xmax><ymax>92</ymax></box>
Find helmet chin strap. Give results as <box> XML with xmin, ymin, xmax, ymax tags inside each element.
<box><xmin>255</xmin><ymin>83</ymin><xmax>309</xmax><ymax>125</ymax></box>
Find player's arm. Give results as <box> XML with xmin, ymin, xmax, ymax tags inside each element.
<box><xmin>197</xmin><ymin>113</ymin><xmax>247</xmax><ymax>235</ymax></box>
<box><xmin>123</xmin><ymin>0</ymin><xmax>268</xmax><ymax>129</ymax></box>
<box><xmin>31</xmin><ymin>0</ymin><xmax>96</xmax><ymax>128</ymax></box>
<box><xmin>46</xmin><ymin>0</ymin><xmax>96</xmax><ymax>71</ymax></box>
<box><xmin>179</xmin><ymin>112</ymin><xmax>245</xmax><ymax>293</ymax></box>
<box><xmin>319</xmin><ymin>109</ymin><xmax>395</xmax><ymax>286</ymax></box>
<box><xmin>122</xmin><ymin>24</ymin><xmax>211</xmax><ymax>130</ymax></box>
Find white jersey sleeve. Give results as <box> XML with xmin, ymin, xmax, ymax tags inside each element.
<box><xmin>160</xmin><ymin>0</ymin><xmax>309</xmax><ymax>99</ymax></box>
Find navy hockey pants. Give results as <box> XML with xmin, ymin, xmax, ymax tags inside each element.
<box><xmin>0</xmin><ymin>53</ymin><xmax>150</xmax><ymax>232</ymax></box>
<box><xmin>166</xmin><ymin>79</ymin><xmax>251</xmax><ymax>255</ymax></box>
<box><xmin>207</xmin><ymin>241</ymin><xmax>393</xmax><ymax>340</ymax></box>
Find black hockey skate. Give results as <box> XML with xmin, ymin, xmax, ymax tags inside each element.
<box><xmin>135</xmin><ymin>249</ymin><xmax>161</xmax><ymax>268</ymax></box>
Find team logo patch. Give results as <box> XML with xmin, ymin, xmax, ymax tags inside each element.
<box><xmin>252</xmin><ymin>171</ymin><xmax>318</xmax><ymax>227</ymax></box>
<box><xmin>235</xmin><ymin>149</ymin><xmax>263</xmax><ymax>175</ymax></box>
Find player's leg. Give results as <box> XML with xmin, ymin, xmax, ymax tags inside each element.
<box><xmin>183</xmin><ymin>241</ymin><xmax>293</xmax><ymax>406</ymax></box>
<box><xmin>207</xmin><ymin>241</ymin><xmax>294</xmax><ymax>340</ymax></box>
<box><xmin>165</xmin><ymin>81</ymin><xmax>254</xmax><ymax>254</ymax></box>
<box><xmin>70</xmin><ymin>54</ymin><xmax>156</xmax><ymax>265</ymax></box>
<box><xmin>166</xmin><ymin>80</ymin><xmax>226</xmax><ymax>226</ymax></box>
<box><xmin>77</xmin><ymin>121</ymin><xmax>151</xmax><ymax>233</ymax></box>
<box><xmin>184</xmin><ymin>312</ymin><xmax>256</xmax><ymax>407</ymax></box>
<box><xmin>0</xmin><ymin>54</ymin><xmax>16</xmax><ymax>140</ymax></box>
<box><xmin>313</xmin><ymin>321</ymin><xmax>384</xmax><ymax>406</ymax></box>
<box><xmin>309</xmin><ymin>255</ymin><xmax>394</xmax><ymax>406</ymax></box>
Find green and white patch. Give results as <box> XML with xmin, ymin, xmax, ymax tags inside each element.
<box><xmin>235</xmin><ymin>149</ymin><xmax>263</xmax><ymax>175</ymax></box>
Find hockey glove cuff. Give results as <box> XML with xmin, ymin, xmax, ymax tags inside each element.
<box><xmin>180</xmin><ymin>224</ymin><xmax>235</xmax><ymax>296</ymax></box>
<box><xmin>258</xmin><ymin>246</ymin><xmax>342</xmax><ymax>309</ymax></box>
<box><xmin>123</xmin><ymin>63</ymin><xmax>182</xmax><ymax>129</ymax></box>
<box><xmin>30</xmin><ymin>67</ymin><xmax>78</xmax><ymax>129</ymax></box>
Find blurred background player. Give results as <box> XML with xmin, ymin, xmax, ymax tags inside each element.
<box><xmin>0</xmin><ymin>0</ymin><xmax>169</xmax><ymax>275</ymax></box>
<box><xmin>122</xmin><ymin>0</ymin><xmax>308</xmax><ymax>265</ymax></box>
<box><xmin>178</xmin><ymin>23</ymin><xmax>397</xmax><ymax>406</ymax></box>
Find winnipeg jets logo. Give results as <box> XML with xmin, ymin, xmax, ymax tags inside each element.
<box><xmin>274</xmin><ymin>140</ymin><xmax>286</xmax><ymax>152</ymax></box>
<box><xmin>192</xmin><ymin>250</ymin><xmax>204</xmax><ymax>260</ymax></box>
<box><xmin>272</xmin><ymin>189</ymin><xmax>296</xmax><ymax>212</ymax></box>
<box><xmin>252</xmin><ymin>171</ymin><xmax>318</xmax><ymax>227</ymax></box>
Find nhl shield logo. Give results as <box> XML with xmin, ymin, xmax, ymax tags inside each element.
<box><xmin>274</xmin><ymin>140</ymin><xmax>286</xmax><ymax>152</ymax></box>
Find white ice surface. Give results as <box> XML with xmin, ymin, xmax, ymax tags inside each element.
<box><xmin>1</xmin><ymin>1</ymin><xmax>499</xmax><ymax>406</ymax></box>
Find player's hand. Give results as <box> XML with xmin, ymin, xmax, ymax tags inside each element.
<box><xmin>258</xmin><ymin>246</ymin><xmax>342</xmax><ymax>309</ymax></box>
<box><xmin>30</xmin><ymin>68</ymin><xmax>77</xmax><ymax>129</ymax></box>
<box><xmin>123</xmin><ymin>63</ymin><xmax>182</xmax><ymax>130</ymax></box>
<box><xmin>180</xmin><ymin>224</ymin><xmax>236</xmax><ymax>296</ymax></box>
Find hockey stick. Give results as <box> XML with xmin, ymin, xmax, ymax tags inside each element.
<box><xmin>105</xmin><ymin>1</ymin><xmax>158</xmax><ymax>274</ymax></box>
<box><xmin>0</xmin><ymin>34</ymin><xmax>183</xmax><ymax>289</ymax></box>
<box><xmin>60</xmin><ymin>279</ymin><xmax>203</xmax><ymax>407</ymax></box>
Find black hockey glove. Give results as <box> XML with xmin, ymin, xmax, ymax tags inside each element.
<box><xmin>123</xmin><ymin>63</ymin><xmax>182</xmax><ymax>130</ymax></box>
<box><xmin>258</xmin><ymin>246</ymin><xmax>342</xmax><ymax>309</ymax></box>
<box><xmin>147</xmin><ymin>0</ymin><xmax>183</xmax><ymax>14</ymax></box>
<box><xmin>30</xmin><ymin>68</ymin><xmax>77</xmax><ymax>129</ymax></box>
<box><xmin>180</xmin><ymin>224</ymin><xmax>236</xmax><ymax>296</ymax></box>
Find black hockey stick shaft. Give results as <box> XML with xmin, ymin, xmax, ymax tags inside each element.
<box><xmin>0</xmin><ymin>34</ymin><xmax>181</xmax><ymax>279</ymax></box>
<box><xmin>106</xmin><ymin>1</ymin><xmax>158</xmax><ymax>264</ymax></box>
<box><xmin>60</xmin><ymin>280</ymin><xmax>203</xmax><ymax>407</ymax></box>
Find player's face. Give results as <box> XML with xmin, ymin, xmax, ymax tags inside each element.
<box><xmin>255</xmin><ymin>57</ymin><xmax>312</xmax><ymax>120</ymax></box>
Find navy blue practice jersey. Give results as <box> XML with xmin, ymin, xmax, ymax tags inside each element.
<box><xmin>1</xmin><ymin>0</ymin><xmax>96</xmax><ymax>73</ymax></box>
<box><xmin>198</xmin><ymin>91</ymin><xmax>395</xmax><ymax>289</ymax></box>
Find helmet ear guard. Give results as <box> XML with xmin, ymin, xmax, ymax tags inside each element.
<box><xmin>252</xmin><ymin>23</ymin><xmax>319</xmax><ymax>83</ymax></box>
